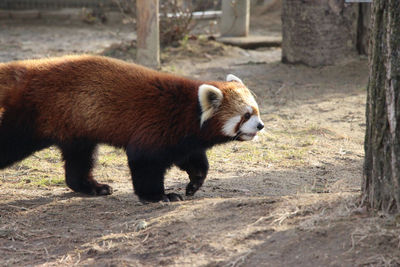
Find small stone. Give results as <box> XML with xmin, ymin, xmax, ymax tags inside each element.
<box><xmin>136</xmin><ymin>220</ymin><xmax>148</xmax><ymax>231</ymax></box>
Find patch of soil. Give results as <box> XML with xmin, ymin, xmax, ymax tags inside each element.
<box><xmin>0</xmin><ymin>22</ymin><xmax>135</xmax><ymax>62</ymax></box>
<box><xmin>161</xmin><ymin>37</ymin><xmax>231</xmax><ymax>64</ymax></box>
<box><xmin>1</xmin><ymin>10</ymin><xmax>399</xmax><ymax>267</ymax></box>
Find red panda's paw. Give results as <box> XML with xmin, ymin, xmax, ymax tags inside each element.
<box><xmin>68</xmin><ymin>180</ymin><xmax>113</xmax><ymax>196</ymax></box>
<box><xmin>139</xmin><ymin>193</ymin><xmax>183</xmax><ymax>203</ymax></box>
<box><xmin>185</xmin><ymin>181</ymin><xmax>203</xmax><ymax>196</ymax></box>
<box><xmin>94</xmin><ymin>184</ymin><xmax>113</xmax><ymax>196</ymax></box>
<box><xmin>164</xmin><ymin>193</ymin><xmax>184</xmax><ymax>202</ymax></box>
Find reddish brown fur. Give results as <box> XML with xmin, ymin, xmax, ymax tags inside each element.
<box><xmin>0</xmin><ymin>55</ymin><xmax>224</xmax><ymax>149</ymax></box>
<box><xmin>0</xmin><ymin>55</ymin><xmax>256</xmax><ymax>150</ymax></box>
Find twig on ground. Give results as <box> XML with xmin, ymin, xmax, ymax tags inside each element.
<box><xmin>225</xmin><ymin>251</ymin><xmax>252</xmax><ymax>267</ymax></box>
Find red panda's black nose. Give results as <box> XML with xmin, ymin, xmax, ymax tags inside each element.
<box><xmin>257</xmin><ymin>123</ymin><xmax>264</xmax><ymax>130</ymax></box>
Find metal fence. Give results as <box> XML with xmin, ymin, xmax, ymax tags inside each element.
<box><xmin>0</xmin><ymin>0</ymin><xmax>117</xmax><ymax>9</ymax></box>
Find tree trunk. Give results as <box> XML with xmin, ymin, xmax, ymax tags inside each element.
<box><xmin>363</xmin><ymin>0</ymin><xmax>400</xmax><ymax>213</ymax></box>
<box><xmin>281</xmin><ymin>0</ymin><xmax>358</xmax><ymax>67</ymax></box>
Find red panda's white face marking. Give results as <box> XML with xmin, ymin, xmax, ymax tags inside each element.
<box><xmin>238</xmin><ymin>106</ymin><xmax>263</xmax><ymax>141</ymax></box>
<box><xmin>198</xmin><ymin>74</ymin><xmax>264</xmax><ymax>141</ymax></box>
<box><xmin>222</xmin><ymin>115</ymin><xmax>242</xmax><ymax>136</ymax></box>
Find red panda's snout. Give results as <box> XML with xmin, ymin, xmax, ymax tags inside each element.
<box><xmin>198</xmin><ymin>74</ymin><xmax>264</xmax><ymax>141</ymax></box>
<box><xmin>236</xmin><ymin>114</ymin><xmax>264</xmax><ymax>141</ymax></box>
<box><xmin>221</xmin><ymin>105</ymin><xmax>264</xmax><ymax>141</ymax></box>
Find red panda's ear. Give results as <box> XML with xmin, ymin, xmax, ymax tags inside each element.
<box><xmin>198</xmin><ymin>84</ymin><xmax>223</xmax><ymax>126</ymax></box>
<box><xmin>226</xmin><ymin>74</ymin><xmax>244</xmax><ymax>84</ymax></box>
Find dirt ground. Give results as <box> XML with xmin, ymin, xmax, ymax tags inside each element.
<box><xmin>1</xmin><ymin>8</ymin><xmax>400</xmax><ymax>267</ymax></box>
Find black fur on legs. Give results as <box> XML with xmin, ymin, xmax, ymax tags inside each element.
<box><xmin>127</xmin><ymin>156</ymin><xmax>170</xmax><ymax>202</ymax></box>
<box><xmin>59</xmin><ymin>139</ymin><xmax>112</xmax><ymax>196</ymax></box>
<box><xmin>175</xmin><ymin>149</ymin><xmax>209</xmax><ymax>196</ymax></box>
<box><xmin>126</xmin><ymin>137</ymin><xmax>213</xmax><ymax>202</ymax></box>
<box><xmin>127</xmin><ymin>142</ymin><xmax>187</xmax><ymax>202</ymax></box>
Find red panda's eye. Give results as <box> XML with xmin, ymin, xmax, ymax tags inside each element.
<box><xmin>244</xmin><ymin>112</ymin><xmax>251</xmax><ymax>120</ymax></box>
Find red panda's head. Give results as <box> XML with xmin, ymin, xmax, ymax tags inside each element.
<box><xmin>198</xmin><ymin>74</ymin><xmax>264</xmax><ymax>141</ymax></box>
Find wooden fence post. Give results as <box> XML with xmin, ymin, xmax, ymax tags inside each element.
<box><xmin>136</xmin><ymin>0</ymin><xmax>160</xmax><ymax>68</ymax></box>
<box><xmin>220</xmin><ymin>0</ymin><xmax>250</xmax><ymax>37</ymax></box>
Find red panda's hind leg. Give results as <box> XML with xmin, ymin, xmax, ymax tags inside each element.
<box><xmin>60</xmin><ymin>141</ymin><xmax>112</xmax><ymax>196</ymax></box>
<box><xmin>175</xmin><ymin>150</ymin><xmax>209</xmax><ymax>196</ymax></box>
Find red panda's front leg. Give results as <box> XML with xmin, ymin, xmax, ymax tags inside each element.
<box><xmin>175</xmin><ymin>150</ymin><xmax>209</xmax><ymax>196</ymax></box>
<box><xmin>127</xmin><ymin>147</ymin><xmax>183</xmax><ymax>202</ymax></box>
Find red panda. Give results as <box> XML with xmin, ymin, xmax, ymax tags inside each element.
<box><xmin>0</xmin><ymin>55</ymin><xmax>264</xmax><ymax>202</ymax></box>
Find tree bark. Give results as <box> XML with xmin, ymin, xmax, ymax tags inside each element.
<box><xmin>363</xmin><ymin>0</ymin><xmax>400</xmax><ymax>213</ymax></box>
<box><xmin>281</xmin><ymin>0</ymin><xmax>358</xmax><ymax>67</ymax></box>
